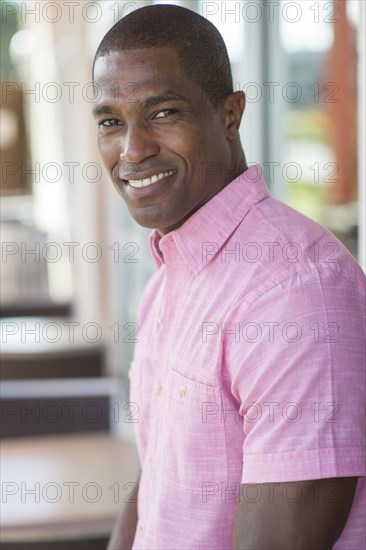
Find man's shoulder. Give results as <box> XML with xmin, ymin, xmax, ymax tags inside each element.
<box><xmin>231</xmin><ymin>194</ymin><xmax>363</xmax><ymax>284</ymax></box>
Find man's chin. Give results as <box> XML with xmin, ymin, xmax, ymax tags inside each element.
<box><xmin>130</xmin><ymin>212</ymin><xmax>183</xmax><ymax>236</ymax></box>
<box><xmin>129</xmin><ymin>211</ymin><xmax>169</xmax><ymax>232</ymax></box>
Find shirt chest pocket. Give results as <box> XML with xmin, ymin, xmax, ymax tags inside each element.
<box><xmin>155</xmin><ymin>368</ymin><xmax>229</xmax><ymax>494</ymax></box>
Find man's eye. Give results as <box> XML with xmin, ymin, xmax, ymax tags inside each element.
<box><xmin>154</xmin><ymin>109</ymin><xmax>178</xmax><ymax>119</ymax></box>
<box><xmin>98</xmin><ymin>119</ymin><xmax>122</xmax><ymax>127</ymax></box>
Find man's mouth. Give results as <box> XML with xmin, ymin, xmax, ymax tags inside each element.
<box><xmin>125</xmin><ymin>169</ymin><xmax>177</xmax><ymax>188</ymax></box>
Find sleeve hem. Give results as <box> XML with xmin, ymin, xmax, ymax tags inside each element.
<box><xmin>242</xmin><ymin>447</ymin><xmax>366</xmax><ymax>483</ymax></box>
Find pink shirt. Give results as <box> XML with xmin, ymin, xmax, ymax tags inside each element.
<box><xmin>130</xmin><ymin>164</ymin><xmax>365</xmax><ymax>549</ymax></box>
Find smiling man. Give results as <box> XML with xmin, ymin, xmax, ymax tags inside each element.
<box><xmin>92</xmin><ymin>5</ymin><xmax>365</xmax><ymax>550</ymax></box>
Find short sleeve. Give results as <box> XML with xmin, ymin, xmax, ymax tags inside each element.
<box><xmin>226</xmin><ymin>267</ymin><xmax>366</xmax><ymax>483</ymax></box>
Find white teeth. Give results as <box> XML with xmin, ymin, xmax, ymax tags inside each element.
<box><xmin>128</xmin><ymin>170</ymin><xmax>176</xmax><ymax>188</ymax></box>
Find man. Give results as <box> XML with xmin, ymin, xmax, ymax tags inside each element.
<box><xmin>92</xmin><ymin>5</ymin><xmax>365</xmax><ymax>549</ymax></box>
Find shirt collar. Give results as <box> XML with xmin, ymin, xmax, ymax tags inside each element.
<box><xmin>148</xmin><ymin>164</ymin><xmax>270</xmax><ymax>275</ymax></box>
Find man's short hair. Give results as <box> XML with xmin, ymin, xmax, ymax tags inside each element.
<box><xmin>93</xmin><ymin>4</ymin><xmax>234</xmax><ymax>110</ymax></box>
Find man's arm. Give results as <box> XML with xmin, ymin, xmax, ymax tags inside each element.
<box><xmin>107</xmin><ymin>471</ymin><xmax>140</xmax><ymax>550</ymax></box>
<box><xmin>233</xmin><ymin>477</ymin><xmax>358</xmax><ymax>550</ymax></box>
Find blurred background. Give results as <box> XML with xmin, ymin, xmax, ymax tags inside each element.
<box><xmin>1</xmin><ymin>0</ymin><xmax>365</xmax><ymax>548</ymax></box>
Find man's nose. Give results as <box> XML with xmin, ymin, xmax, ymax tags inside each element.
<box><xmin>120</xmin><ymin>123</ymin><xmax>159</xmax><ymax>164</ymax></box>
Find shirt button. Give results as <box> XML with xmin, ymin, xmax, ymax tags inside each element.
<box><xmin>179</xmin><ymin>385</ymin><xmax>187</xmax><ymax>397</ymax></box>
<box><xmin>156</xmin><ymin>315</ymin><xmax>163</xmax><ymax>325</ymax></box>
<box><xmin>138</xmin><ymin>526</ymin><xmax>143</xmax><ymax>536</ymax></box>
<box><xmin>148</xmin><ymin>455</ymin><xmax>153</xmax><ymax>464</ymax></box>
<box><xmin>154</xmin><ymin>383</ymin><xmax>162</xmax><ymax>395</ymax></box>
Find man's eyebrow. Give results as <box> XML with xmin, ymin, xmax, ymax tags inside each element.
<box><xmin>92</xmin><ymin>104</ymin><xmax>116</xmax><ymax>117</ymax></box>
<box><xmin>92</xmin><ymin>93</ymin><xmax>188</xmax><ymax>117</ymax></box>
<box><xmin>142</xmin><ymin>93</ymin><xmax>188</xmax><ymax>108</ymax></box>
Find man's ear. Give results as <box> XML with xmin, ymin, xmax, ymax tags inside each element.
<box><xmin>223</xmin><ymin>91</ymin><xmax>245</xmax><ymax>140</ymax></box>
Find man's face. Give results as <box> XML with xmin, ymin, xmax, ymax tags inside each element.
<box><xmin>93</xmin><ymin>47</ymin><xmax>233</xmax><ymax>235</ymax></box>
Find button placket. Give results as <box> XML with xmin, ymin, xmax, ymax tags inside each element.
<box><xmin>145</xmin><ymin>250</ymin><xmax>181</xmax><ymax>536</ymax></box>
